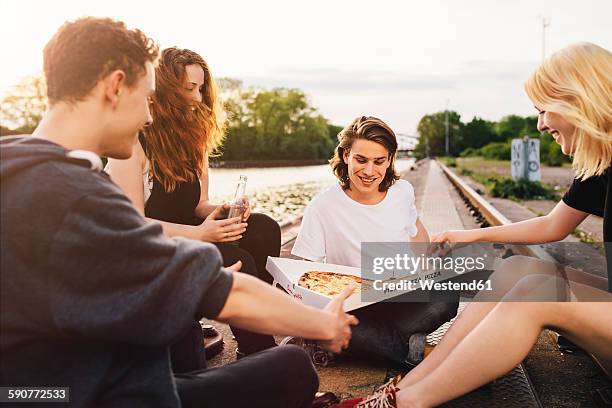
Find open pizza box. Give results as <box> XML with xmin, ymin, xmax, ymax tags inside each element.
<box><xmin>266</xmin><ymin>256</ymin><xmax>459</xmax><ymax>312</ymax></box>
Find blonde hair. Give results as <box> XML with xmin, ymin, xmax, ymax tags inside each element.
<box><xmin>524</xmin><ymin>42</ymin><xmax>612</xmax><ymax>180</ymax></box>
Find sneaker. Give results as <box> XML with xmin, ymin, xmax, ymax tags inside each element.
<box><xmin>280</xmin><ymin>336</ymin><xmax>335</xmax><ymax>367</ymax></box>
<box><xmin>405</xmin><ymin>333</ymin><xmax>426</xmax><ymax>367</ymax></box>
<box><xmin>310</xmin><ymin>391</ymin><xmax>340</xmax><ymax>408</ymax></box>
<box><xmin>331</xmin><ymin>375</ymin><xmax>401</xmax><ymax>408</ymax></box>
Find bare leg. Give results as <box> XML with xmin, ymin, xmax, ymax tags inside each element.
<box><xmin>396</xmin><ymin>300</ymin><xmax>612</xmax><ymax>408</ymax></box>
<box><xmin>399</xmin><ymin>256</ymin><xmax>555</xmax><ymax>388</ymax></box>
<box><xmin>398</xmin><ymin>302</ymin><xmax>495</xmax><ymax>387</ymax></box>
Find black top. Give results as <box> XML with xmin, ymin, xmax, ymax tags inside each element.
<box><xmin>140</xmin><ymin>134</ymin><xmax>202</xmax><ymax>225</ymax></box>
<box><xmin>562</xmin><ymin>167</ymin><xmax>612</xmax><ymax>291</ymax></box>
<box><xmin>0</xmin><ymin>137</ymin><xmax>232</xmax><ymax>407</ymax></box>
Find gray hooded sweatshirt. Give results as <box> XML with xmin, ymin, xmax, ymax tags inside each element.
<box><xmin>0</xmin><ymin>136</ymin><xmax>233</xmax><ymax>407</ymax></box>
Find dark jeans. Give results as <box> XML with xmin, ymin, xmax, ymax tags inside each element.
<box><xmin>175</xmin><ymin>345</ymin><xmax>318</xmax><ymax>408</ymax></box>
<box><xmin>169</xmin><ymin>213</ymin><xmax>280</xmax><ymax>373</ymax></box>
<box><xmin>215</xmin><ymin>213</ymin><xmax>280</xmax><ymax>354</ymax></box>
<box><xmin>349</xmin><ymin>297</ymin><xmax>459</xmax><ymax>366</ymax></box>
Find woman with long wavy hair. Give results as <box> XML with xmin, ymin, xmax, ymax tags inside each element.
<box><xmin>334</xmin><ymin>42</ymin><xmax>612</xmax><ymax>408</ymax></box>
<box><xmin>107</xmin><ymin>47</ymin><xmax>279</xmax><ymax>373</ymax></box>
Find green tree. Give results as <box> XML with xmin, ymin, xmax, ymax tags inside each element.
<box><xmin>459</xmin><ymin>117</ymin><xmax>496</xmax><ymax>151</ymax></box>
<box><xmin>220</xmin><ymin>85</ymin><xmax>334</xmax><ymax>161</ymax></box>
<box><xmin>327</xmin><ymin>124</ymin><xmax>343</xmax><ymax>144</ymax></box>
<box><xmin>495</xmin><ymin>114</ymin><xmax>526</xmax><ymax>141</ymax></box>
<box><xmin>522</xmin><ymin>115</ymin><xmax>539</xmax><ymax>137</ymax></box>
<box><xmin>414</xmin><ymin>111</ymin><xmax>462</xmax><ymax>157</ymax></box>
<box><xmin>0</xmin><ymin>75</ymin><xmax>47</xmax><ymax>135</ymax></box>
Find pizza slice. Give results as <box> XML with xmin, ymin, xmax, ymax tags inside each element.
<box><xmin>298</xmin><ymin>271</ymin><xmax>372</xmax><ymax>297</ymax></box>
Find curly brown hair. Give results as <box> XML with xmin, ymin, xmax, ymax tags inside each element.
<box><xmin>44</xmin><ymin>17</ymin><xmax>158</xmax><ymax>105</ymax></box>
<box><xmin>330</xmin><ymin>116</ymin><xmax>399</xmax><ymax>192</ymax></box>
<box><xmin>142</xmin><ymin>47</ymin><xmax>225</xmax><ymax>193</ymax></box>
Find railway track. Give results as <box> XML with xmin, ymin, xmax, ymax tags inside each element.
<box><xmin>437</xmin><ymin>160</ymin><xmax>555</xmax><ymax>262</ymax></box>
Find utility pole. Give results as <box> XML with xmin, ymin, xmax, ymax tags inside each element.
<box><xmin>539</xmin><ymin>16</ymin><xmax>550</xmax><ymax>61</ymax></box>
<box><xmin>444</xmin><ymin>99</ymin><xmax>449</xmax><ymax>156</ymax></box>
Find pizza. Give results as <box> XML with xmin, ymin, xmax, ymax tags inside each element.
<box><xmin>298</xmin><ymin>271</ymin><xmax>371</xmax><ymax>297</ymax></box>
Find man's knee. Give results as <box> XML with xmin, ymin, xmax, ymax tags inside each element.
<box><xmin>235</xmin><ymin>249</ymin><xmax>258</xmax><ymax>276</ymax></box>
<box><xmin>276</xmin><ymin>345</ymin><xmax>319</xmax><ymax>399</ymax></box>
<box><xmin>433</xmin><ymin>301</ymin><xmax>459</xmax><ymax>325</ymax></box>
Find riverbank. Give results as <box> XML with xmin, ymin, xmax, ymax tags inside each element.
<box><xmin>209</xmin><ymin>159</ymin><xmax>329</xmax><ymax>168</ymax></box>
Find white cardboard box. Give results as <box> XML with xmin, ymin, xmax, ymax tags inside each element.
<box><xmin>266</xmin><ymin>256</ymin><xmax>409</xmax><ymax>311</ymax></box>
<box><xmin>266</xmin><ymin>256</ymin><xmax>466</xmax><ymax>311</ymax></box>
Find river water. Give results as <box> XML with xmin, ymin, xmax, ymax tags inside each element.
<box><xmin>209</xmin><ymin>158</ymin><xmax>415</xmax><ymax>223</ymax></box>
<box><xmin>209</xmin><ymin>158</ymin><xmax>415</xmax><ymax>199</ymax></box>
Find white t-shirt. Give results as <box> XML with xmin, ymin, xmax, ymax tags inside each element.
<box><xmin>292</xmin><ymin>179</ymin><xmax>418</xmax><ymax>268</ymax></box>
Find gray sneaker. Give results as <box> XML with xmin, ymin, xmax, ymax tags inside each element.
<box><xmin>404</xmin><ymin>333</ymin><xmax>427</xmax><ymax>368</ymax></box>
<box><xmin>280</xmin><ymin>336</ymin><xmax>335</xmax><ymax>367</ymax></box>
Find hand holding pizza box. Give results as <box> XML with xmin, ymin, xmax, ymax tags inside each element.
<box><xmin>318</xmin><ymin>286</ymin><xmax>360</xmax><ymax>353</ymax></box>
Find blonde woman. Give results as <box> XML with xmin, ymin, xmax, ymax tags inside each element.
<box><xmin>335</xmin><ymin>42</ymin><xmax>612</xmax><ymax>408</ymax></box>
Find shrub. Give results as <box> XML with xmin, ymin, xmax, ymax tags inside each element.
<box><xmin>489</xmin><ymin>178</ymin><xmax>555</xmax><ymax>200</ymax></box>
<box><xmin>539</xmin><ymin>134</ymin><xmax>570</xmax><ymax>166</ymax></box>
<box><xmin>445</xmin><ymin>157</ymin><xmax>457</xmax><ymax>167</ymax></box>
<box><xmin>545</xmin><ymin>142</ymin><xmax>566</xmax><ymax>166</ymax></box>
<box><xmin>480</xmin><ymin>142</ymin><xmax>510</xmax><ymax>160</ymax></box>
<box><xmin>459</xmin><ymin>167</ymin><xmax>474</xmax><ymax>176</ymax></box>
<box><xmin>459</xmin><ymin>147</ymin><xmax>480</xmax><ymax>157</ymax></box>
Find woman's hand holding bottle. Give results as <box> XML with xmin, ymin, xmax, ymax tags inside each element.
<box><xmin>196</xmin><ymin>204</ymin><xmax>247</xmax><ymax>243</ymax></box>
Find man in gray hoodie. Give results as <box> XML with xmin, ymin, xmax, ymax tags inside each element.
<box><xmin>0</xmin><ymin>17</ymin><xmax>357</xmax><ymax>408</ymax></box>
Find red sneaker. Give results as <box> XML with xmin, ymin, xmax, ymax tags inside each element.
<box><xmin>331</xmin><ymin>375</ymin><xmax>401</xmax><ymax>408</ymax></box>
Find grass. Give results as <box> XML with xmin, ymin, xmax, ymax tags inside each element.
<box><xmin>438</xmin><ymin>156</ymin><xmax>457</xmax><ymax>167</ymax></box>
<box><xmin>451</xmin><ymin>157</ymin><xmax>558</xmax><ymax>201</ymax></box>
<box><xmin>572</xmin><ymin>229</ymin><xmax>604</xmax><ymax>252</ymax></box>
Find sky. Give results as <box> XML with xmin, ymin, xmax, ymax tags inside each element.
<box><xmin>0</xmin><ymin>0</ymin><xmax>610</xmax><ymax>134</ymax></box>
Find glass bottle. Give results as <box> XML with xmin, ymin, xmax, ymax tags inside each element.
<box><xmin>227</xmin><ymin>175</ymin><xmax>247</xmax><ymax>222</ymax></box>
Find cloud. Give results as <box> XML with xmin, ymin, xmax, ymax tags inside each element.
<box><xmin>238</xmin><ymin>59</ymin><xmax>537</xmax><ymax>94</ymax></box>
<box><xmin>233</xmin><ymin>60</ymin><xmax>540</xmax><ymax>133</ymax></box>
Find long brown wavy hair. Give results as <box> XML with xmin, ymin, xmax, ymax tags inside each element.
<box><xmin>143</xmin><ymin>47</ymin><xmax>224</xmax><ymax>192</ymax></box>
<box><xmin>330</xmin><ymin>116</ymin><xmax>399</xmax><ymax>192</ymax></box>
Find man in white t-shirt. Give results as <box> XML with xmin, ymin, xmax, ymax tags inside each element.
<box><xmin>292</xmin><ymin>116</ymin><xmax>458</xmax><ymax>367</ymax></box>
<box><xmin>292</xmin><ymin>178</ymin><xmax>419</xmax><ymax>268</ymax></box>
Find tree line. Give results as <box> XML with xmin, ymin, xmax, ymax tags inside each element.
<box><xmin>414</xmin><ymin>111</ymin><xmax>568</xmax><ymax>165</ymax></box>
<box><xmin>217</xmin><ymin>79</ymin><xmax>340</xmax><ymax>161</ymax></box>
<box><xmin>0</xmin><ymin>75</ymin><xmax>341</xmax><ymax>162</ymax></box>
<box><xmin>1</xmin><ymin>75</ymin><xmax>566</xmax><ymax>165</ymax></box>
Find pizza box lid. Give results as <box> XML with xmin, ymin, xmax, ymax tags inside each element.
<box><xmin>266</xmin><ymin>256</ymin><xmax>397</xmax><ymax>311</ymax></box>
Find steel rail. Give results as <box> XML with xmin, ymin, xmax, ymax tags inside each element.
<box><xmin>437</xmin><ymin>160</ymin><xmax>555</xmax><ymax>262</ymax></box>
